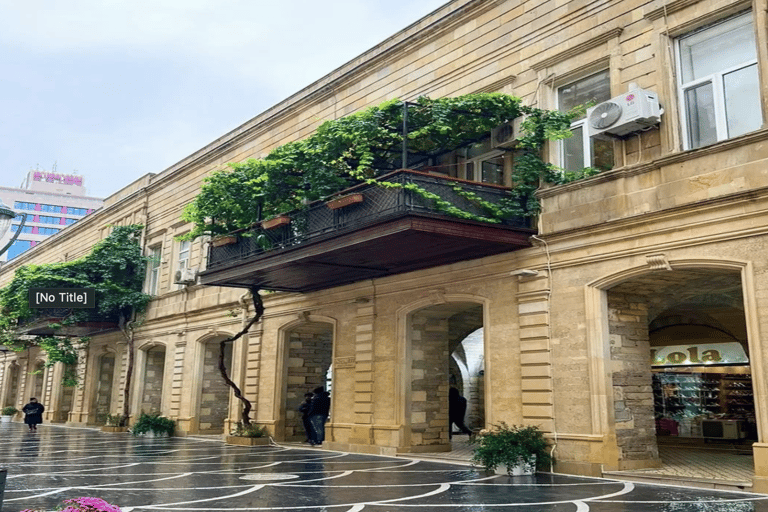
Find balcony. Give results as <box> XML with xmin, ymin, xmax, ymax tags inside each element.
<box><xmin>16</xmin><ymin>308</ymin><xmax>120</xmax><ymax>337</ymax></box>
<box><xmin>199</xmin><ymin>170</ymin><xmax>535</xmax><ymax>292</ymax></box>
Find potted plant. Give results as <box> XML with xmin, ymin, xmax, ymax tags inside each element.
<box><xmin>326</xmin><ymin>193</ymin><xmax>364</xmax><ymax>210</ymax></box>
<box><xmin>101</xmin><ymin>413</ymin><xmax>128</xmax><ymax>433</ymax></box>
<box><xmin>471</xmin><ymin>423</ymin><xmax>552</xmax><ymax>476</ymax></box>
<box><xmin>1</xmin><ymin>406</ymin><xmax>18</xmax><ymax>423</ymax></box>
<box><xmin>21</xmin><ymin>496</ymin><xmax>122</xmax><ymax>512</ymax></box>
<box><xmin>261</xmin><ymin>215</ymin><xmax>291</xmax><ymax>230</ymax></box>
<box><xmin>130</xmin><ymin>412</ymin><xmax>175</xmax><ymax>438</ymax></box>
<box><xmin>226</xmin><ymin>421</ymin><xmax>271</xmax><ymax>446</ymax></box>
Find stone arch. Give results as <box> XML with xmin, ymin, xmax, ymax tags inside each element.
<box><xmin>397</xmin><ymin>294</ymin><xmax>487</xmax><ymax>450</ymax></box>
<box><xmin>92</xmin><ymin>349</ymin><xmax>117</xmax><ymax>423</ymax></box>
<box><xmin>585</xmin><ymin>258</ymin><xmax>762</xmax><ymax>469</ymax></box>
<box><xmin>30</xmin><ymin>359</ymin><xmax>46</xmax><ymax>402</ymax></box>
<box><xmin>276</xmin><ymin>315</ymin><xmax>335</xmax><ymax>442</ymax></box>
<box><xmin>136</xmin><ymin>342</ymin><xmax>167</xmax><ymax>416</ymax></box>
<box><xmin>4</xmin><ymin>362</ymin><xmax>20</xmax><ymax>407</ymax></box>
<box><xmin>194</xmin><ymin>333</ymin><xmax>235</xmax><ymax>434</ymax></box>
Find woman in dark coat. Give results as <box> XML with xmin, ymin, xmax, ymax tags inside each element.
<box><xmin>22</xmin><ymin>397</ymin><xmax>44</xmax><ymax>431</ymax></box>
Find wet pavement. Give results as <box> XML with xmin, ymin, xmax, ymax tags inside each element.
<box><xmin>2</xmin><ymin>423</ymin><xmax>768</xmax><ymax>511</ymax></box>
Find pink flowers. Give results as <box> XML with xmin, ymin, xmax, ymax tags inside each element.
<box><xmin>21</xmin><ymin>496</ymin><xmax>121</xmax><ymax>512</ymax></box>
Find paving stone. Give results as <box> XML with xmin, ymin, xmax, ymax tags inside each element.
<box><xmin>1</xmin><ymin>423</ymin><xmax>766</xmax><ymax>511</ymax></box>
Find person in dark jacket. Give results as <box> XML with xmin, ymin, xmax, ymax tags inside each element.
<box><xmin>298</xmin><ymin>392</ymin><xmax>314</xmax><ymax>443</ymax></box>
<box><xmin>307</xmin><ymin>386</ymin><xmax>330</xmax><ymax>446</ymax></box>
<box><xmin>449</xmin><ymin>387</ymin><xmax>473</xmax><ymax>439</ymax></box>
<box><xmin>22</xmin><ymin>397</ymin><xmax>45</xmax><ymax>432</ymax></box>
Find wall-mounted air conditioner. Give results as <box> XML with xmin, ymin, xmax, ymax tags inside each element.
<box><xmin>587</xmin><ymin>88</ymin><xmax>661</xmax><ymax>138</ymax></box>
<box><xmin>491</xmin><ymin>118</ymin><xmax>523</xmax><ymax>148</ymax></box>
<box><xmin>174</xmin><ymin>267</ymin><xmax>198</xmax><ymax>285</ymax></box>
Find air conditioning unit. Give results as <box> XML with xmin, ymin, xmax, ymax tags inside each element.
<box><xmin>491</xmin><ymin>118</ymin><xmax>522</xmax><ymax>148</ymax></box>
<box><xmin>587</xmin><ymin>88</ymin><xmax>661</xmax><ymax>138</ymax></box>
<box><xmin>174</xmin><ymin>267</ymin><xmax>198</xmax><ymax>285</ymax></box>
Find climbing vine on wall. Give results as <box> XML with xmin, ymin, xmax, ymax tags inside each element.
<box><xmin>0</xmin><ymin>225</ymin><xmax>153</xmax><ymax>381</ymax></box>
<box><xmin>181</xmin><ymin>93</ymin><xmax>589</xmax><ymax>241</ymax></box>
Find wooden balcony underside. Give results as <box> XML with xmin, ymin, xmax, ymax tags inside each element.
<box><xmin>200</xmin><ymin>214</ymin><xmax>533</xmax><ymax>292</ymax></box>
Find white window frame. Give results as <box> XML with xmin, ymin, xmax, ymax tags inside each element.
<box><xmin>676</xmin><ymin>12</ymin><xmax>760</xmax><ymax>150</ymax></box>
<box><xmin>147</xmin><ymin>246</ymin><xmax>162</xmax><ymax>295</ymax></box>
<box><xmin>557</xmin><ymin>69</ymin><xmax>613</xmax><ymax>172</ymax></box>
<box><xmin>176</xmin><ymin>240</ymin><xmax>190</xmax><ymax>290</ymax></box>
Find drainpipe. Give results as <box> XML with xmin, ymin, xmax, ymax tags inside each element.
<box><xmin>531</xmin><ymin>234</ymin><xmax>557</xmax><ymax>472</ymax></box>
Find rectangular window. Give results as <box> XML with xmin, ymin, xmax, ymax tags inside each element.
<box><xmin>147</xmin><ymin>246</ymin><xmax>162</xmax><ymax>295</ymax></box>
<box><xmin>677</xmin><ymin>12</ymin><xmax>761</xmax><ymax>149</ymax></box>
<box><xmin>176</xmin><ymin>240</ymin><xmax>190</xmax><ymax>289</ymax></box>
<box><xmin>558</xmin><ymin>70</ymin><xmax>615</xmax><ymax>172</ymax></box>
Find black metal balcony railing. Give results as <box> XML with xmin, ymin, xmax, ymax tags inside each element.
<box><xmin>207</xmin><ymin>170</ymin><xmax>528</xmax><ymax>270</ymax></box>
<box><xmin>17</xmin><ymin>308</ymin><xmax>120</xmax><ymax>336</ymax></box>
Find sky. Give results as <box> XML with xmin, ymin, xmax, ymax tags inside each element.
<box><xmin>0</xmin><ymin>0</ymin><xmax>449</xmax><ymax>199</ymax></box>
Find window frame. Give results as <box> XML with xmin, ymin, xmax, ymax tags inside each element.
<box><xmin>675</xmin><ymin>11</ymin><xmax>761</xmax><ymax>150</ymax></box>
<box><xmin>147</xmin><ymin>246</ymin><xmax>162</xmax><ymax>295</ymax></box>
<box><xmin>556</xmin><ymin>69</ymin><xmax>615</xmax><ymax>172</ymax></box>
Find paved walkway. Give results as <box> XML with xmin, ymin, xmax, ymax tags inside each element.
<box><xmin>3</xmin><ymin>423</ymin><xmax>768</xmax><ymax>511</ymax></box>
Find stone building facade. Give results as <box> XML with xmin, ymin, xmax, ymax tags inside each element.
<box><xmin>3</xmin><ymin>0</ymin><xmax>768</xmax><ymax>491</ymax></box>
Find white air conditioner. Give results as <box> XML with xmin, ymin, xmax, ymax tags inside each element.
<box><xmin>587</xmin><ymin>88</ymin><xmax>661</xmax><ymax>138</ymax></box>
<box><xmin>174</xmin><ymin>267</ymin><xmax>198</xmax><ymax>285</ymax></box>
<box><xmin>491</xmin><ymin>118</ymin><xmax>522</xmax><ymax>148</ymax></box>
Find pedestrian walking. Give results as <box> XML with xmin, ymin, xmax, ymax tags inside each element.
<box><xmin>299</xmin><ymin>392</ymin><xmax>314</xmax><ymax>443</ymax></box>
<box><xmin>449</xmin><ymin>387</ymin><xmax>473</xmax><ymax>439</ymax></box>
<box><xmin>307</xmin><ymin>387</ymin><xmax>330</xmax><ymax>446</ymax></box>
<box><xmin>22</xmin><ymin>397</ymin><xmax>44</xmax><ymax>432</ymax></box>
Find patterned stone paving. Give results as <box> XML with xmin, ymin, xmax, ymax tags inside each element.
<box><xmin>2</xmin><ymin>423</ymin><xmax>768</xmax><ymax>511</ymax></box>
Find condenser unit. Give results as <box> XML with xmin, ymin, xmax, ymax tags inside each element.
<box><xmin>491</xmin><ymin>118</ymin><xmax>523</xmax><ymax>148</ymax></box>
<box><xmin>174</xmin><ymin>267</ymin><xmax>198</xmax><ymax>285</ymax></box>
<box><xmin>587</xmin><ymin>88</ymin><xmax>661</xmax><ymax>138</ymax></box>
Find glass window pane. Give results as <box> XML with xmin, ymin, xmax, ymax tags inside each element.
<box><xmin>481</xmin><ymin>156</ymin><xmax>505</xmax><ymax>185</ymax></box>
<box><xmin>563</xmin><ymin>126</ymin><xmax>585</xmax><ymax>171</ymax></box>
<box><xmin>558</xmin><ymin>70</ymin><xmax>612</xmax><ymax>120</ymax></box>
<box><xmin>724</xmin><ymin>64</ymin><xmax>762</xmax><ymax>138</ymax></box>
<box><xmin>592</xmin><ymin>138</ymin><xmax>615</xmax><ymax>171</ymax></box>
<box><xmin>679</xmin><ymin>13</ymin><xmax>755</xmax><ymax>83</ymax></box>
<box><xmin>685</xmin><ymin>83</ymin><xmax>717</xmax><ymax>149</ymax></box>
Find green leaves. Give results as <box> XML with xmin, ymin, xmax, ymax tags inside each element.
<box><xmin>0</xmin><ymin>225</ymin><xmax>152</xmax><ymax>375</ymax></box>
<box><xmin>184</xmin><ymin>93</ymin><xmax>586</xmax><ymax>239</ymax></box>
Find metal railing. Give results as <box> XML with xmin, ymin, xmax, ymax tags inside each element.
<box><xmin>207</xmin><ymin>170</ymin><xmax>528</xmax><ymax>270</ymax></box>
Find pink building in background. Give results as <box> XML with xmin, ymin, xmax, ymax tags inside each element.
<box><xmin>0</xmin><ymin>170</ymin><xmax>103</xmax><ymax>262</ymax></box>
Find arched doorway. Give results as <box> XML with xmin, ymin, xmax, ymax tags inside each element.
<box><xmin>280</xmin><ymin>321</ymin><xmax>333</xmax><ymax>442</ymax></box>
<box><xmin>605</xmin><ymin>267</ymin><xmax>754</xmax><ymax>470</ymax></box>
<box><xmin>4</xmin><ymin>363</ymin><xmax>20</xmax><ymax>407</ymax></box>
<box><xmin>407</xmin><ymin>301</ymin><xmax>484</xmax><ymax>451</ymax></box>
<box><xmin>93</xmin><ymin>352</ymin><xmax>116</xmax><ymax>424</ymax></box>
<box><xmin>140</xmin><ymin>346</ymin><xmax>166</xmax><ymax>415</ymax></box>
<box><xmin>30</xmin><ymin>360</ymin><xmax>45</xmax><ymax>401</ymax></box>
<box><xmin>197</xmin><ymin>337</ymin><xmax>232</xmax><ymax>434</ymax></box>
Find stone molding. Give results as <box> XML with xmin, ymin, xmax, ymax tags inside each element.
<box><xmin>530</xmin><ymin>28</ymin><xmax>623</xmax><ymax>72</ymax></box>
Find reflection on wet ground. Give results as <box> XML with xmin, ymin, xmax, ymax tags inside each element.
<box><xmin>1</xmin><ymin>423</ymin><xmax>767</xmax><ymax>511</ymax></box>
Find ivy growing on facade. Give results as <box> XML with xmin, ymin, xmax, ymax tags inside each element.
<box><xmin>181</xmin><ymin>93</ymin><xmax>592</xmax><ymax>241</ymax></box>
<box><xmin>0</xmin><ymin>225</ymin><xmax>152</xmax><ymax>424</ymax></box>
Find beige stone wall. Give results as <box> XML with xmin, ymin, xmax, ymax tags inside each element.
<box><xmin>1</xmin><ymin>0</ymin><xmax>767</xmax><ymax>486</ymax></box>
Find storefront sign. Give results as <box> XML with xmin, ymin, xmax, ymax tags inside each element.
<box><xmin>29</xmin><ymin>288</ymin><xmax>95</xmax><ymax>309</ymax></box>
<box><xmin>650</xmin><ymin>342</ymin><xmax>748</xmax><ymax>366</ymax></box>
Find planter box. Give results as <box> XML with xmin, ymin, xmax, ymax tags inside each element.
<box><xmin>212</xmin><ymin>235</ymin><xmax>238</xmax><ymax>247</ymax></box>
<box><xmin>0</xmin><ymin>415</ymin><xmax>13</xmax><ymax>423</ymax></box>
<box><xmin>101</xmin><ymin>426</ymin><xmax>128</xmax><ymax>433</ymax></box>
<box><xmin>326</xmin><ymin>193</ymin><xmax>364</xmax><ymax>210</ymax></box>
<box><xmin>226</xmin><ymin>436</ymin><xmax>271</xmax><ymax>446</ymax></box>
<box><xmin>494</xmin><ymin>456</ymin><xmax>536</xmax><ymax>476</ymax></box>
<box><xmin>261</xmin><ymin>216</ymin><xmax>291</xmax><ymax>230</ymax></box>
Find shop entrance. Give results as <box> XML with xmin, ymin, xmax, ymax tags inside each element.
<box><xmin>607</xmin><ymin>267</ymin><xmax>754</xmax><ymax>473</ymax></box>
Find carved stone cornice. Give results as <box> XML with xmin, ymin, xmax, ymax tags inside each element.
<box><xmin>530</xmin><ymin>28</ymin><xmax>623</xmax><ymax>72</ymax></box>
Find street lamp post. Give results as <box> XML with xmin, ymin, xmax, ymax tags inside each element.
<box><xmin>0</xmin><ymin>199</ymin><xmax>27</xmax><ymax>259</ymax></box>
